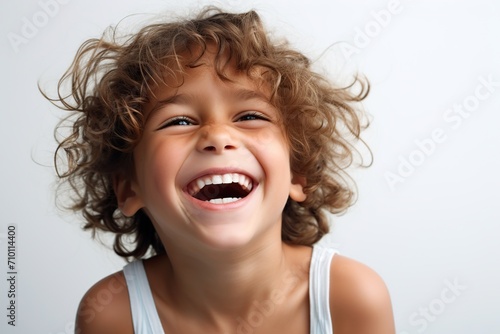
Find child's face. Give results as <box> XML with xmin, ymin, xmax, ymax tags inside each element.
<box><xmin>116</xmin><ymin>51</ymin><xmax>306</xmax><ymax>251</ymax></box>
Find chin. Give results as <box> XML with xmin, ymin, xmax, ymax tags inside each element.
<box><xmin>195</xmin><ymin>223</ymin><xmax>268</xmax><ymax>252</ymax></box>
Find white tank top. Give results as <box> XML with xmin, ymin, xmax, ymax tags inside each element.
<box><xmin>123</xmin><ymin>244</ymin><xmax>337</xmax><ymax>333</ymax></box>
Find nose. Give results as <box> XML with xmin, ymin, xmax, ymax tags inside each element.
<box><xmin>196</xmin><ymin>124</ymin><xmax>238</xmax><ymax>153</ymax></box>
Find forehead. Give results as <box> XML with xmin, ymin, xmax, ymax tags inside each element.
<box><xmin>146</xmin><ymin>47</ymin><xmax>273</xmax><ymax>104</ymax></box>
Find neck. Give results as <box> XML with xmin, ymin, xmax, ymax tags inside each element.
<box><xmin>156</xmin><ymin>229</ymin><xmax>296</xmax><ymax>323</ymax></box>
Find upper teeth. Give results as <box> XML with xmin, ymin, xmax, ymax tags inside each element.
<box><xmin>188</xmin><ymin>173</ymin><xmax>253</xmax><ymax>196</ymax></box>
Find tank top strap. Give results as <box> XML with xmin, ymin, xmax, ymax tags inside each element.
<box><xmin>309</xmin><ymin>244</ymin><xmax>338</xmax><ymax>334</ymax></box>
<box><xmin>123</xmin><ymin>246</ymin><xmax>336</xmax><ymax>334</ymax></box>
<box><xmin>123</xmin><ymin>260</ymin><xmax>165</xmax><ymax>334</ymax></box>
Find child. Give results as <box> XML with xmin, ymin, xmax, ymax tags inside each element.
<box><xmin>48</xmin><ymin>7</ymin><xmax>394</xmax><ymax>334</ymax></box>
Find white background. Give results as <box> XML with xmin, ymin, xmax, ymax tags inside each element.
<box><xmin>1</xmin><ymin>0</ymin><xmax>499</xmax><ymax>333</ymax></box>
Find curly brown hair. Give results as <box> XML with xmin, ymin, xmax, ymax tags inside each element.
<box><xmin>44</xmin><ymin>7</ymin><xmax>370</xmax><ymax>261</ymax></box>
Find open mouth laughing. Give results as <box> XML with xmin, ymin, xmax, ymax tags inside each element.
<box><xmin>186</xmin><ymin>173</ymin><xmax>254</xmax><ymax>204</ymax></box>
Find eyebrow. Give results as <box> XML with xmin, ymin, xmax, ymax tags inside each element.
<box><xmin>231</xmin><ymin>88</ymin><xmax>270</xmax><ymax>104</ymax></box>
<box><xmin>146</xmin><ymin>94</ymin><xmax>191</xmax><ymax>121</ymax></box>
<box><xmin>148</xmin><ymin>88</ymin><xmax>272</xmax><ymax>119</ymax></box>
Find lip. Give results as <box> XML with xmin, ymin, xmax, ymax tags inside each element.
<box><xmin>182</xmin><ymin>167</ymin><xmax>259</xmax><ymax>211</ymax></box>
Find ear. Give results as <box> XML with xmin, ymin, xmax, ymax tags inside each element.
<box><xmin>289</xmin><ymin>174</ymin><xmax>307</xmax><ymax>202</ymax></box>
<box><xmin>113</xmin><ymin>174</ymin><xmax>144</xmax><ymax>217</ymax></box>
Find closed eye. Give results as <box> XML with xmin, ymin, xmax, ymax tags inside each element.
<box><xmin>157</xmin><ymin>116</ymin><xmax>195</xmax><ymax>130</ymax></box>
<box><xmin>236</xmin><ymin>112</ymin><xmax>269</xmax><ymax>122</ymax></box>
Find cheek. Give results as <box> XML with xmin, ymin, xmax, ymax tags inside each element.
<box><xmin>255</xmin><ymin>128</ymin><xmax>289</xmax><ymax>158</ymax></box>
<box><xmin>253</xmin><ymin>128</ymin><xmax>276</xmax><ymax>147</ymax></box>
<box><xmin>151</xmin><ymin>141</ymin><xmax>181</xmax><ymax>178</ymax></box>
<box><xmin>134</xmin><ymin>139</ymin><xmax>181</xmax><ymax>194</ymax></box>
<box><xmin>253</xmin><ymin>130</ymin><xmax>292</xmax><ymax>180</ymax></box>
<box><xmin>250</xmin><ymin>123</ymin><xmax>289</xmax><ymax>149</ymax></box>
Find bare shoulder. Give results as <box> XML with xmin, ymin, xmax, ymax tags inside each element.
<box><xmin>75</xmin><ymin>270</ymin><xmax>133</xmax><ymax>334</ymax></box>
<box><xmin>329</xmin><ymin>255</ymin><xmax>395</xmax><ymax>334</ymax></box>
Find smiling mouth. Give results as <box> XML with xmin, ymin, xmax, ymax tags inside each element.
<box><xmin>187</xmin><ymin>173</ymin><xmax>254</xmax><ymax>204</ymax></box>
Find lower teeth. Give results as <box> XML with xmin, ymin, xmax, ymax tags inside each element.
<box><xmin>208</xmin><ymin>197</ymin><xmax>241</xmax><ymax>204</ymax></box>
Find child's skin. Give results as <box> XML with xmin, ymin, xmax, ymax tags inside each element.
<box><xmin>75</xmin><ymin>48</ymin><xmax>395</xmax><ymax>334</ymax></box>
